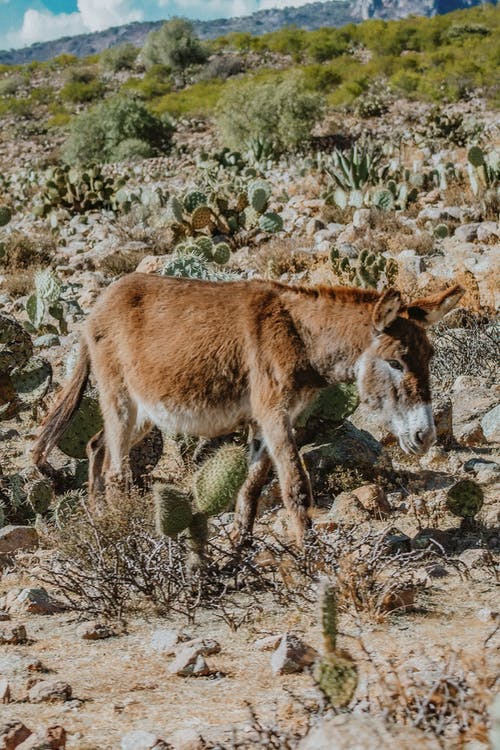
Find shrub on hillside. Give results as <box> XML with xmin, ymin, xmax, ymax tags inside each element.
<box><xmin>100</xmin><ymin>42</ymin><xmax>138</xmax><ymax>72</ymax></box>
<box><xmin>62</xmin><ymin>96</ymin><xmax>174</xmax><ymax>165</ymax></box>
<box><xmin>0</xmin><ymin>74</ymin><xmax>26</xmax><ymax>97</ymax></box>
<box><xmin>216</xmin><ymin>72</ymin><xmax>324</xmax><ymax>154</ymax></box>
<box><xmin>141</xmin><ymin>18</ymin><xmax>208</xmax><ymax>72</ymax></box>
<box><xmin>60</xmin><ymin>68</ymin><xmax>104</xmax><ymax>103</ymax></box>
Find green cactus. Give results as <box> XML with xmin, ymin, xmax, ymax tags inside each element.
<box><xmin>10</xmin><ymin>356</ymin><xmax>52</xmax><ymax>405</ymax></box>
<box><xmin>57</xmin><ymin>395</ymin><xmax>103</xmax><ymax>459</ymax></box>
<box><xmin>187</xmin><ymin>511</ymin><xmax>209</xmax><ymax>557</ymax></box>
<box><xmin>446</xmin><ymin>479</ymin><xmax>484</xmax><ymax>519</ymax></box>
<box><xmin>0</xmin><ymin>205</ymin><xmax>12</xmax><ymax>226</ymax></box>
<box><xmin>25</xmin><ymin>269</ymin><xmax>68</xmax><ymax>335</ymax></box>
<box><xmin>161</xmin><ymin>252</ymin><xmax>233</xmax><ymax>281</ymax></box>
<box><xmin>297</xmin><ymin>383</ymin><xmax>359</xmax><ymax>428</ymax></box>
<box><xmin>191</xmin><ymin>205</ymin><xmax>213</xmax><ymax>230</ymax></box>
<box><xmin>34</xmin><ymin>164</ymin><xmax>127</xmax><ymax>218</ymax></box>
<box><xmin>212</xmin><ymin>242</ymin><xmax>231</xmax><ymax>265</ymax></box>
<box><xmin>258</xmin><ymin>212</ymin><xmax>283</xmax><ymax>233</ymax></box>
<box><xmin>52</xmin><ymin>489</ymin><xmax>84</xmax><ymax>528</ymax></box>
<box><xmin>468</xmin><ymin>146</ymin><xmax>485</xmax><ymax>168</ymax></box>
<box><xmin>193</xmin><ymin>444</ymin><xmax>248</xmax><ymax>516</ymax></box>
<box><xmin>331</xmin><ymin>247</ymin><xmax>398</xmax><ymax>290</ymax></box>
<box><xmin>434</xmin><ymin>223</ymin><xmax>449</xmax><ymax>239</ymax></box>
<box><xmin>372</xmin><ymin>188</ymin><xmax>395</xmax><ymax>211</ymax></box>
<box><xmin>165</xmin><ymin>195</ymin><xmax>184</xmax><ymax>223</ymax></box>
<box><xmin>313</xmin><ymin>581</ymin><xmax>358</xmax><ymax>707</ymax></box>
<box><xmin>154</xmin><ymin>482</ymin><xmax>193</xmax><ymax>537</ymax></box>
<box><xmin>194</xmin><ymin>236</ymin><xmax>215</xmax><ymax>261</ymax></box>
<box><xmin>183</xmin><ymin>191</ymin><xmax>208</xmax><ymax>213</ymax></box>
<box><xmin>26</xmin><ymin>478</ymin><xmax>54</xmax><ymax>514</ymax></box>
<box><xmin>0</xmin><ymin>315</ymin><xmax>33</xmax><ymax>373</ymax></box>
<box><xmin>249</xmin><ymin>187</ymin><xmax>268</xmax><ymax>213</ymax></box>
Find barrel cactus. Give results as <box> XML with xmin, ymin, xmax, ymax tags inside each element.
<box><xmin>154</xmin><ymin>483</ymin><xmax>193</xmax><ymax>537</ymax></box>
<box><xmin>193</xmin><ymin>444</ymin><xmax>248</xmax><ymax>516</ymax></box>
<box><xmin>313</xmin><ymin>581</ymin><xmax>358</xmax><ymax>707</ymax></box>
<box><xmin>446</xmin><ymin>479</ymin><xmax>484</xmax><ymax>519</ymax></box>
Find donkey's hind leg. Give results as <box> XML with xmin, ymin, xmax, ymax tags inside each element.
<box><xmin>232</xmin><ymin>431</ymin><xmax>272</xmax><ymax>543</ymax></box>
<box><xmin>98</xmin><ymin>387</ymin><xmax>138</xmax><ymax>505</ymax></box>
<box><xmin>87</xmin><ymin>429</ymin><xmax>106</xmax><ymax>506</ymax></box>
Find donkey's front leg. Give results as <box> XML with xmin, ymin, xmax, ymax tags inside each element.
<box><xmin>233</xmin><ymin>434</ymin><xmax>272</xmax><ymax>543</ymax></box>
<box><xmin>259</xmin><ymin>413</ymin><xmax>313</xmax><ymax>546</ymax></box>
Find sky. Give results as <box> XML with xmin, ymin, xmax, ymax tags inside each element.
<box><xmin>0</xmin><ymin>0</ymin><xmax>318</xmax><ymax>51</ymax></box>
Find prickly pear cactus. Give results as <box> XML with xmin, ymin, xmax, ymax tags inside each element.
<box><xmin>297</xmin><ymin>383</ymin><xmax>359</xmax><ymax>428</ymax></box>
<box><xmin>183</xmin><ymin>191</ymin><xmax>208</xmax><ymax>213</ymax></box>
<box><xmin>10</xmin><ymin>356</ymin><xmax>52</xmax><ymax>405</ymax></box>
<box><xmin>57</xmin><ymin>395</ymin><xmax>103</xmax><ymax>459</ymax></box>
<box><xmin>52</xmin><ymin>489</ymin><xmax>84</xmax><ymax>528</ymax></box>
<box><xmin>193</xmin><ymin>444</ymin><xmax>248</xmax><ymax>516</ymax></box>
<box><xmin>313</xmin><ymin>580</ymin><xmax>358</xmax><ymax>707</ymax></box>
<box><xmin>0</xmin><ymin>314</ymin><xmax>33</xmax><ymax>372</ymax></box>
<box><xmin>446</xmin><ymin>479</ymin><xmax>484</xmax><ymax>518</ymax></box>
<box><xmin>258</xmin><ymin>212</ymin><xmax>283</xmax><ymax>233</ymax></box>
<box><xmin>212</xmin><ymin>242</ymin><xmax>230</xmax><ymax>265</ymax></box>
<box><xmin>154</xmin><ymin>483</ymin><xmax>193</xmax><ymax>537</ymax></box>
<box><xmin>0</xmin><ymin>205</ymin><xmax>12</xmax><ymax>227</ymax></box>
<box><xmin>187</xmin><ymin>511</ymin><xmax>209</xmax><ymax>557</ymax></box>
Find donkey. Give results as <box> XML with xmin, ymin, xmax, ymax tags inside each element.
<box><xmin>31</xmin><ymin>275</ymin><xmax>463</xmax><ymax>544</ymax></box>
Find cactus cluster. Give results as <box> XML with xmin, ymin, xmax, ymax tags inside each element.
<box><xmin>163</xmin><ymin>178</ymin><xmax>283</xmax><ymax>242</ymax></box>
<box><xmin>5</xmin><ymin>467</ymin><xmax>54</xmax><ymax>523</ymax></box>
<box><xmin>160</xmin><ymin>251</ymin><xmax>235</xmax><ymax>281</ymax></box>
<box><xmin>331</xmin><ymin>247</ymin><xmax>398</xmax><ymax>290</ymax></box>
<box><xmin>313</xmin><ymin>581</ymin><xmax>358</xmax><ymax>707</ymax></box>
<box><xmin>176</xmin><ymin>236</ymin><xmax>231</xmax><ymax>266</ymax></box>
<box><xmin>0</xmin><ymin>314</ymin><xmax>51</xmax><ymax>420</ymax></box>
<box><xmin>33</xmin><ymin>165</ymin><xmax>127</xmax><ymax>218</ymax></box>
<box><xmin>467</xmin><ymin>146</ymin><xmax>500</xmax><ymax>196</ymax></box>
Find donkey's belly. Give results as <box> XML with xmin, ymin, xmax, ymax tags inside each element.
<box><xmin>135</xmin><ymin>397</ymin><xmax>251</xmax><ymax>438</ymax></box>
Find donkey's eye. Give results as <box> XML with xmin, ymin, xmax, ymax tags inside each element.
<box><xmin>387</xmin><ymin>359</ymin><xmax>404</xmax><ymax>371</ymax></box>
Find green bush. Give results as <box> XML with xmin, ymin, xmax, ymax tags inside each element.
<box><xmin>216</xmin><ymin>72</ymin><xmax>324</xmax><ymax>153</ymax></box>
<box><xmin>142</xmin><ymin>18</ymin><xmax>208</xmax><ymax>71</ymax></box>
<box><xmin>61</xmin><ymin>78</ymin><xmax>105</xmax><ymax>103</ymax></box>
<box><xmin>62</xmin><ymin>96</ymin><xmax>174</xmax><ymax>165</ymax></box>
<box><xmin>100</xmin><ymin>43</ymin><xmax>138</xmax><ymax>72</ymax></box>
<box><xmin>0</xmin><ymin>74</ymin><xmax>26</xmax><ymax>97</ymax></box>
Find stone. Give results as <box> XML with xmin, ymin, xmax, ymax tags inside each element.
<box><xmin>22</xmin><ymin>726</ymin><xmax>67</xmax><ymax>750</ymax></box>
<box><xmin>150</xmin><ymin>629</ymin><xmax>193</xmax><ymax>655</ymax></box>
<box><xmin>120</xmin><ymin>730</ymin><xmax>168</xmax><ymax>750</ymax></box>
<box><xmin>481</xmin><ymin>404</ymin><xmax>500</xmax><ymax>443</ymax></box>
<box><xmin>135</xmin><ymin>255</ymin><xmax>168</xmax><ymax>274</ymax></box>
<box><xmin>5</xmin><ymin>588</ymin><xmax>65</xmax><ymax>616</ymax></box>
<box><xmin>397</xmin><ymin>249</ymin><xmax>425</xmax><ymax>275</ymax></box>
<box><xmin>0</xmin><ymin>624</ymin><xmax>27</xmax><ymax>645</ymax></box>
<box><xmin>168</xmin><ymin>647</ymin><xmax>210</xmax><ymax>677</ymax></box>
<box><xmin>328</xmin><ymin>492</ymin><xmax>369</xmax><ymax>525</ymax></box>
<box><xmin>27</xmin><ymin>681</ymin><xmax>72</xmax><ymax>704</ymax></box>
<box><xmin>477</xmin><ymin>221</ymin><xmax>499</xmax><ymax>242</ymax></box>
<box><xmin>412</xmin><ymin>528</ymin><xmax>453</xmax><ymax>553</ymax></box>
<box><xmin>349</xmin><ymin>403</ymin><xmax>395</xmax><ymax>445</ymax></box>
<box><xmin>352</xmin><ymin>208</ymin><xmax>371</xmax><ymax>229</ymax></box>
<box><xmin>76</xmin><ymin>621</ymin><xmax>116</xmax><ymax>640</ymax></box>
<box><xmin>351</xmin><ymin>484</ymin><xmax>391</xmax><ymax>518</ymax></box>
<box><xmin>305</xmin><ymin>218</ymin><xmax>325</xmax><ymax>237</ymax></box>
<box><xmin>464</xmin><ymin>458</ymin><xmax>500</xmax><ymax>485</ymax></box>
<box><xmin>476</xmin><ymin>608</ymin><xmax>498</xmax><ymax>623</ymax></box>
<box><xmin>180</xmin><ymin>638</ymin><xmax>221</xmax><ymax>656</ymax></box>
<box><xmin>490</xmin><ymin>692</ymin><xmax>500</xmax><ymax>750</ymax></box>
<box><xmin>454</xmin><ymin>223</ymin><xmax>480</xmax><ymax>242</ymax></box>
<box><xmin>0</xmin><ymin>526</ymin><xmax>38</xmax><ymax>554</ymax></box>
<box><xmin>301</xmin><ymin>421</ymin><xmax>382</xmax><ymax>480</ymax></box>
<box><xmin>299</xmin><ymin>715</ymin><xmax>441</xmax><ymax>750</ymax></box>
<box><xmin>380</xmin><ymin>586</ymin><xmax>416</xmax><ymax>613</ymax></box>
<box><xmin>168</xmin><ymin>728</ymin><xmax>204</xmax><ymax>750</ymax></box>
<box><xmin>459</xmin><ymin>548</ymin><xmax>491</xmax><ymax>569</ymax></box>
<box><xmin>254</xmin><ymin>634</ymin><xmax>283</xmax><ymax>651</ymax></box>
<box><xmin>451</xmin><ymin>378</ymin><xmax>499</xmax><ymax>446</ymax></box>
<box><xmin>0</xmin><ymin>722</ymin><xmax>32</xmax><ymax>750</ymax></box>
<box><xmin>0</xmin><ymin>679</ymin><xmax>11</xmax><ymax>704</ymax></box>
<box><xmin>270</xmin><ymin>633</ymin><xmax>317</xmax><ymax>675</ymax></box>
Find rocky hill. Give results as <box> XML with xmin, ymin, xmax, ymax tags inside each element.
<box><xmin>0</xmin><ymin>0</ymin><xmax>491</xmax><ymax>65</ymax></box>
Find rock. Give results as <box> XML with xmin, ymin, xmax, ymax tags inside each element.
<box><xmin>149</xmin><ymin>629</ymin><xmax>192</xmax><ymax>655</ymax></box>
<box><xmin>432</xmin><ymin>396</ymin><xmax>453</xmax><ymax>445</ymax></box>
<box><xmin>301</xmin><ymin>421</ymin><xmax>382</xmax><ymax>480</ymax></box>
<box><xmin>0</xmin><ymin>526</ymin><xmax>38</xmax><ymax>554</ymax></box>
<box><xmin>120</xmin><ymin>730</ymin><xmax>169</xmax><ymax>750</ymax></box>
<box><xmin>350</xmin><ymin>403</ymin><xmax>395</xmax><ymax>445</ymax></box>
<box><xmin>454</xmin><ymin>223</ymin><xmax>480</xmax><ymax>242</ymax></box>
<box><xmin>477</xmin><ymin>221</ymin><xmax>499</xmax><ymax>242</ymax></box>
<box><xmin>481</xmin><ymin>404</ymin><xmax>500</xmax><ymax>443</ymax></box>
<box><xmin>352</xmin><ymin>484</ymin><xmax>391</xmax><ymax>517</ymax></box>
<box><xmin>352</xmin><ymin>209</ymin><xmax>371</xmax><ymax>229</ymax></box>
<box><xmin>299</xmin><ymin>715</ymin><xmax>441</xmax><ymax>750</ymax></box>
<box><xmin>168</xmin><ymin>728</ymin><xmax>204</xmax><ymax>750</ymax></box>
<box><xmin>27</xmin><ymin>681</ymin><xmax>72</xmax><ymax>704</ymax></box>
<box><xmin>490</xmin><ymin>692</ymin><xmax>500</xmax><ymax>750</ymax></box>
<box><xmin>328</xmin><ymin>492</ymin><xmax>369</xmax><ymax>525</ymax></box>
<box><xmin>76</xmin><ymin>621</ymin><xmax>116</xmax><ymax>640</ymax></box>
<box><xmin>0</xmin><ymin>624</ymin><xmax>27</xmax><ymax>645</ymax></box>
<box><xmin>0</xmin><ymin>611</ymin><xmax>10</xmax><ymax>621</ymax></box>
<box><xmin>464</xmin><ymin>458</ymin><xmax>500</xmax><ymax>485</ymax></box>
<box><xmin>21</xmin><ymin>726</ymin><xmax>67</xmax><ymax>750</ymax></box>
<box><xmin>396</xmin><ymin>249</ymin><xmax>425</xmax><ymax>275</ymax></box>
<box><xmin>270</xmin><ymin>633</ymin><xmax>317</xmax><ymax>675</ymax></box>
<box><xmin>412</xmin><ymin>528</ymin><xmax>453</xmax><ymax>553</ymax></box>
<box><xmin>168</xmin><ymin>647</ymin><xmax>211</xmax><ymax>677</ymax></box>
<box><xmin>451</xmin><ymin>377</ymin><xmax>499</xmax><ymax>446</ymax></box>
<box><xmin>426</xmin><ymin>563</ymin><xmax>449</xmax><ymax>579</ymax></box>
<box><xmin>4</xmin><ymin>588</ymin><xmax>65</xmax><ymax>616</ymax></box>
<box><xmin>0</xmin><ymin>722</ymin><xmax>32</xmax><ymax>750</ymax></box>
<box><xmin>0</xmin><ymin>679</ymin><xmax>11</xmax><ymax>704</ymax></box>
<box><xmin>459</xmin><ymin>548</ymin><xmax>491</xmax><ymax>569</ymax></box>
<box><xmin>181</xmin><ymin>638</ymin><xmax>221</xmax><ymax>656</ymax></box>
<box><xmin>380</xmin><ymin>586</ymin><xmax>416</xmax><ymax>613</ymax></box>
<box><xmin>305</xmin><ymin>218</ymin><xmax>325</xmax><ymax>237</ymax></box>
<box><xmin>476</xmin><ymin>608</ymin><xmax>498</xmax><ymax>623</ymax></box>
<box><xmin>254</xmin><ymin>634</ymin><xmax>283</xmax><ymax>651</ymax></box>
<box><xmin>135</xmin><ymin>255</ymin><xmax>168</xmax><ymax>274</ymax></box>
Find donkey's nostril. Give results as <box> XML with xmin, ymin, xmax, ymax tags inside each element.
<box><xmin>416</xmin><ymin>430</ymin><xmax>425</xmax><ymax>445</ymax></box>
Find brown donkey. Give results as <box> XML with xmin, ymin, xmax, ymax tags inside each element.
<box><xmin>32</xmin><ymin>275</ymin><xmax>463</xmax><ymax>544</ymax></box>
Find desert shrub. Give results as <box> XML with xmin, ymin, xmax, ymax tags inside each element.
<box><xmin>110</xmin><ymin>138</ymin><xmax>154</xmax><ymax>162</ymax></box>
<box><xmin>62</xmin><ymin>96</ymin><xmax>174</xmax><ymax>165</ymax></box>
<box><xmin>121</xmin><ymin>64</ymin><xmax>172</xmax><ymax>100</ymax></box>
<box><xmin>431</xmin><ymin>312</ymin><xmax>499</xmax><ymax>386</ymax></box>
<box><xmin>142</xmin><ymin>18</ymin><xmax>208</xmax><ymax>72</ymax></box>
<box><xmin>0</xmin><ymin>231</ymin><xmax>55</xmax><ymax>271</ymax></box>
<box><xmin>0</xmin><ymin>74</ymin><xmax>26</xmax><ymax>97</ymax></box>
<box><xmin>216</xmin><ymin>72</ymin><xmax>324</xmax><ymax>154</ymax></box>
<box><xmin>60</xmin><ymin>68</ymin><xmax>104</xmax><ymax>103</ymax></box>
<box><xmin>100</xmin><ymin>42</ymin><xmax>138</xmax><ymax>72</ymax></box>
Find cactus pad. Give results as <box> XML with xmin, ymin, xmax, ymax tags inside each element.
<box><xmin>193</xmin><ymin>444</ymin><xmax>248</xmax><ymax>516</ymax></box>
<box><xmin>446</xmin><ymin>479</ymin><xmax>483</xmax><ymax>518</ymax></box>
<box><xmin>372</xmin><ymin>188</ymin><xmax>395</xmax><ymax>211</ymax></box>
<box><xmin>313</xmin><ymin>654</ymin><xmax>358</xmax><ymax>707</ymax></box>
<box><xmin>297</xmin><ymin>383</ymin><xmax>359</xmax><ymax>427</ymax></box>
<box><xmin>0</xmin><ymin>205</ymin><xmax>12</xmax><ymax>227</ymax></box>
<box><xmin>57</xmin><ymin>395</ymin><xmax>103</xmax><ymax>459</ymax></box>
<box><xmin>434</xmin><ymin>223</ymin><xmax>449</xmax><ymax>239</ymax></box>
<box><xmin>0</xmin><ymin>315</ymin><xmax>33</xmax><ymax>373</ymax></box>
<box><xmin>258</xmin><ymin>212</ymin><xmax>284</xmax><ymax>233</ymax></box>
<box><xmin>191</xmin><ymin>205</ymin><xmax>212</xmax><ymax>230</ymax></box>
<box><xmin>10</xmin><ymin>356</ymin><xmax>52</xmax><ymax>405</ymax></box>
<box><xmin>212</xmin><ymin>242</ymin><xmax>231</xmax><ymax>265</ymax></box>
<box><xmin>183</xmin><ymin>191</ymin><xmax>208</xmax><ymax>214</ymax></box>
<box><xmin>154</xmin><ymin>483</ymin><xmax>193</xmax><ymax>537</ymax></box>
<box><xmin>468</xmin><ymin>146</ymin><xmax>485</xmax><ymax>168</ymax></box>
<box><xmin>320</xmin><ymin>580</ymin><xmax>338</xmax><ymax>653</ymax></box>
<box><xmin>26</xmin><ymin>478</ymin><xmax>54</xmax><ymax>514</ymax></box>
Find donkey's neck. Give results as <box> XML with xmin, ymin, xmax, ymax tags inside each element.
<box><xmin>283</xmin><ymin>286</ymin><xmax>376</xmax><ymax>384</ymax></box>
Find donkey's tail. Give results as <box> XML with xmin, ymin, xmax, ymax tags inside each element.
<box><xmin>31</xmin><ymin>339</ymin><xmax>91</xmax><ymax>469</ymax></box>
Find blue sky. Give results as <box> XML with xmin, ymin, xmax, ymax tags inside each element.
<box><xmin>0</xmin><ymin>0</ymin><xmax>316</xmax><ymax>51</ymax></box>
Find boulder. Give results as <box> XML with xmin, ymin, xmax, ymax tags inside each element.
<box><xmin>270</xmin><ymin>633</ymin><xmax>317</xmax><ymax>675</ymax></box>
<box><xmin>0</xmin><ymin>526</ymin><xmax>38</xmax><ymax>555</ymax></box>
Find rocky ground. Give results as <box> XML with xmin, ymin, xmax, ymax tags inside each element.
<box><xmin>0</xmin><ymin>88</ymin><xmax>499</xmax><ymax>749</ymax></box>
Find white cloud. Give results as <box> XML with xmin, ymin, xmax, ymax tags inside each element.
<box><xmin>6</xmin><ymin>9</ymin><xmax>87</xmax><ymax>47</ymax></box>
<box><xmin>259</xmin><ymin>0</ymin><xmax>318</xmax><ymax>9</ymax></box>
<box><xmin>77</xmin><ymin>0</ymin><xmax>143</xmax><ymax>32</ymax></box>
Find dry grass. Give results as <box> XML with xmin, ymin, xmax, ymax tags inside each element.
<box><xmin>2</xmin><ymin>267</ymin><xmax>36</xmax><ymax>298</ymax></box>
<box><xmin>249</xmin><ymin>237</ymin><xmax>317</xmax><ymax>279</ymax></box>
<box><xmin>97</xmin><ymin>248</ymin><xmax>149</xmax><ymax>277</ymax></box>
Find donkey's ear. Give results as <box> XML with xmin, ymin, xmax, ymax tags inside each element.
<box><xmin>372</xmin><ymin>288</ymin><xmax>403</xmax><ymax>332</ymax></box>
<box><xmin>407</xmin><ymin>284</ymin><xmax>464</xmax><ymax>327</ymax></box>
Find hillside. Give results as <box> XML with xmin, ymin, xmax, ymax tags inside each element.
<box><xmin>0</xmin><ymin>0</ymin><xmax>491</xmax><ymax>65</ymax></box>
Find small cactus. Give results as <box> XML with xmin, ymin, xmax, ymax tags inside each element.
<box><xmin>468</xmin><ymin>146</ymin><xmax>485</xmax><ymax>168</ymax></box>
<box><xmin>258</xmin><ymin>212</ymin><xmax>283</xmax><ymax>233</ymax></box>
<box><xmin>313</xmin><ymin>581</ymin><xmax>358</xmax><ymax>707</ymax></box>
<box><xmin>154</xmin><ymin>483</ymin><xmax>193</xmax><ymax>537</ymax></box>
<box><xmin>57</xmin><ymin>395</ymin><xmax>103</xmax><ymax>459</ymax></box>
<box><xmin>193</xmin><ymin>444</ymin><xmax>248</xmax><ymax>516</ymax></box>
<box><xmin>0</xmin><ymin>205</ymin><xmax>12</xmax><ymax>227</ymax></box>
<box><xmin>297</xmin><ymin>383</ymin><xmax>359</xmax><ymax>428</ymax></box>
<box><xmin>434</xmin><ymin>223</ymin><xmax>449</xmax><ymax>239</ymax></box>
<box><xmin>183</xmin><ymin>191</ymin><xmax>208</xmax><ymax>213</ymax></box>
<box><xmin>446</xmin><ymin>479</ymin><xmax>483</xmax><ymax>519</ymax></box>
<box><xmin>372</xmin><ymin>188</ymin><xmax>395</xmax><ymax>211</ymax></box>
<box><xmin>212</xmin><ymin>242</ymin><xmax>231</xmax><ymax>265</ymax></box>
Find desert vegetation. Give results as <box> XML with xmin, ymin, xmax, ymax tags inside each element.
<box><xmin>0</xmin><ymin>5</ymin><xmax>498</xmax><ymax>749</ymax></box>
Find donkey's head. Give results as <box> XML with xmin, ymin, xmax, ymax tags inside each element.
<box><xmin>356</xmin><ymin>285</ymin><xmax>464</xmax><ymax>455</ymax></box>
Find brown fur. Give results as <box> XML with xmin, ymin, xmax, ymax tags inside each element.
<box><xmin>32</xmin><ymin>275</ymin><xmax>463</xmax><ymax>544</ymax></box>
